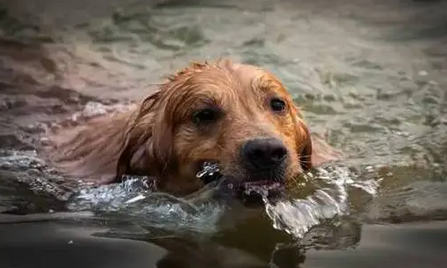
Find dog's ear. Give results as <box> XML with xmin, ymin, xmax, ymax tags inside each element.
<box><xmin>115</xmin><ymin>71</ymin><xmax>197</xmax><ymax>182</ymax></box>
<box><xmin>150</xmin><ymin>107</ymin><xmax>177</xmax><ymax>177</ymax></box>
<box><xmin>298</xmin><ymin>121</ymin><xmax>313</xmax><ymax>171</ymax></box>
<box><xmin>115</xmin><ymin>92</ymin><xmax>163</xmax><ymax>181</ymax></box>
<box><xmin>291</xmin><ymin>105</ymin><xmax>313</xmax><ymax>171</ymax></box>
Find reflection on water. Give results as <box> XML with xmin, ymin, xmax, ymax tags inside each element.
<box><xmin>1</xmin><ymin>0</ymin><xmax>447</xmax><ymax>267</ymax></box>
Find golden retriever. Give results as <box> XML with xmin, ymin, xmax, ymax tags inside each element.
<box><xmin>45</xmin><ymin>59</ymin><xmax>342</xmax><ymax>196</ymax></box>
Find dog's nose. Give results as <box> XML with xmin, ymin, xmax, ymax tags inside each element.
<box><xmin>242</xmin><ymin>138</ymin><xmax>288</xmax><ymax>168</ymax></box>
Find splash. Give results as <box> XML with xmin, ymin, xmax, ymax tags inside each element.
<box><xmin>196</xmin><ymin>161</ymin><xmax>222</xmax><ymax>185</ymax></box>
<box><xmin>68</xmin><ymin>175</ymin><xmax>226</xmax><ymax>234</ymax></box>
<box><xmin>261</xmin><ymin>165</ymin><xmax>380</xmax><ymax>239</ymax></box>
<box><xmin>67</xmin><ymin>162</ymin><xmax>379</xmax><ymax>238</ymax></box>
<box><xmin>195</xmin><ymin>162</ymin><xmax>379</xmax><ymax>240</ymax></box>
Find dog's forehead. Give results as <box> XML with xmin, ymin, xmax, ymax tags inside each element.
<box><xmin>162</xmin><ymin>61</ymin><xmax>291</xmax><ymax>112</ymax></box>
<box><xmin>226</xmin><ymin>63</ymin><xmax>263</xmax><ymax>86</ymax></box>
<box><xmin>204</xmin><ymin>62</ymin><xmax>286</xmax><ymax>95</ymax></box>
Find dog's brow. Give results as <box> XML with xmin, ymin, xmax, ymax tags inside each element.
<box><xmin>195</xmin><ymin>97</ymin><xmax>220</xmax><ymax>109</ymax></box>
<box><xmin>250</xmin><ymin>74</ymin><xmax>285</xmax><ymax>97</ymax></box>
<box><xmin>183</xmin><ymin>90</ymin><xmax>223</xmax><ymax>110</ymax></box>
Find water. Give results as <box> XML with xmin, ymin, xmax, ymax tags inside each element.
<box><xmin>263</xmin><ymin>165</ymin><xmax>380</xmax><ymax>239</ymax></box>
<box><xmin>1</xmin><ymin>0</ymin><xmax>447</xmax><ymax>267</ymax></box>
<box><xmin>64</xmin><ymin>162</ymin><xmax>378</xmax><ymax>239</ymax></box>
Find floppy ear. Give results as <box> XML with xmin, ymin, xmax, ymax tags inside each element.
<box><xmin>115</xmin><ymin>91</ymin><xmax>164</xmax><ymax>181</ymax></box>
<box><xmin>291</xmin><ymin>105</ymin><xmax>314</xmax><ymax>171</ymax></box>
<box><xmin>298</xmin><ymin>121</ymin><xmax>313</xmax><ymax>171</ymax></box>
<box><xmin>150</xmin><ymin>107</ymin><xmax>178</xmax><ymax>177</ymax></box>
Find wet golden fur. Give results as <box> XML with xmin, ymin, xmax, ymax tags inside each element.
<box><xmin>45</xmin><ymin>59</ymin><xmax>342</xmax><ymax>196</ymax></box>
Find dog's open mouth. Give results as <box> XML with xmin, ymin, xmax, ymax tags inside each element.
<box><xmin>196</xmin><ymin>161</ymin><xmax>284</xmax><ymax>201</ymax></box>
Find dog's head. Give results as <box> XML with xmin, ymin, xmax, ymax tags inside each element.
<box><xmin>117</xmin><ymin>60</ymin><xmax>313</xmax><ymax>196</ymax></box>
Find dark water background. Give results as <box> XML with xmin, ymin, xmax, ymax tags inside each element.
<box><xmin>0</xmin><ymin>0</ymin><xmax>447</xmax><ymax>267</ymax></box>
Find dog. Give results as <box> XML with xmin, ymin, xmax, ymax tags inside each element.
<box><xmin>45</xmin><ymin>59</ymin><xmax>342</xmax><ymax>197</ymax></box>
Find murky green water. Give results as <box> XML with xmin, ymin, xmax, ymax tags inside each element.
<box><xmin>0</xmin><ymin>0</ymin><xmax>446</xmax><ymax>267</ymax></box>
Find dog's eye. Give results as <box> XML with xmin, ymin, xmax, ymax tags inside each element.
<box><xmin>270</xmin><ymin>98</ymin><xmax>286</xmax><ymax>112</ymax></box>
<box><xmin>193</xmin><ymin>108</ymin><xmax>220</xmax><ymax>125</ymax></box>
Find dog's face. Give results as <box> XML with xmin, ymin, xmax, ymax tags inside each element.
<box><xmin>118</xmin><ymin>61</ymin><xmax>312</xmax><ymax>196</ymax></box>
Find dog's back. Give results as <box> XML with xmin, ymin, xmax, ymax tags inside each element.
<box><xmin>44</xmin><ymin>109</ymin><xmax>135</xmax><ymax>184</ymax></box>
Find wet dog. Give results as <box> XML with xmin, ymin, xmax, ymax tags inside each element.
<box><xmin>46</xmin><ymin>59</ymin><xmax>342</xmax><ymax>197</ymax></box>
